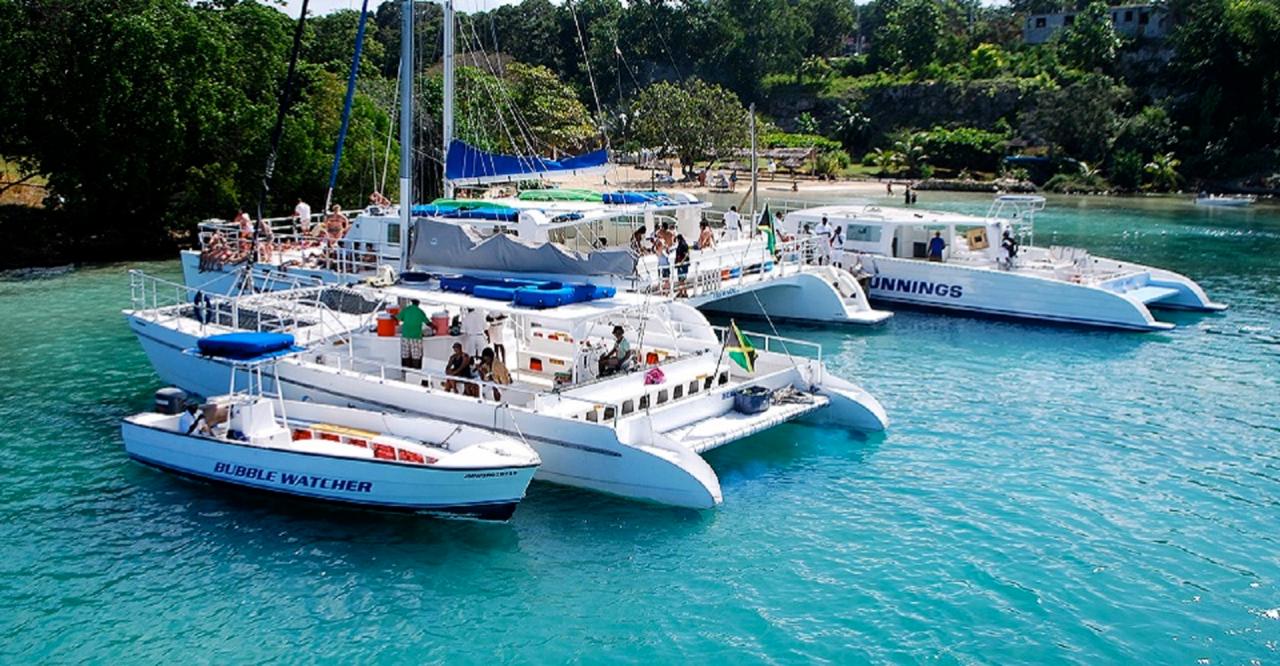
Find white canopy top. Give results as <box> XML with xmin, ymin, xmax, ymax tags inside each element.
<box><xmin>785</xmin><ymin>204</ymin><xmax>993</xmax><ymax>228</ymax></box>
<box><xmin>382</xmin><ymin>284</ymin><xmax>670</xmax><ymax>330</ymax></box>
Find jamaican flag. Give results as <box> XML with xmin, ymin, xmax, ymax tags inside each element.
<box><xmin>756</xmin><ymin>203</ymin><xmax>776</xmax><ymax>253</ymax></box>
<box><xmin>727</xmin><ymin>319</ymin><xmax>757</xmax><ymax>373</ymax></box>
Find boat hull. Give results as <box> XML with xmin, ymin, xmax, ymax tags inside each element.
<box><xmin>121</xmin><ymin>419</ymin><xmax>534</xmax><ymax>521</ymax></box>
<box><xmin>862</xmin><ymin>256</ymin><xmax>1174</xmax><ymax>331</ymax></box>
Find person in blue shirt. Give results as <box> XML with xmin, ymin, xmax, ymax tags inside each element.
<box><xmin>928</xmin><ymin>231</ymin><xmax>946</xmax><ymax>262</ymax></box>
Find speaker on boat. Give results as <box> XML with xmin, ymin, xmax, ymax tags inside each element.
<box><xmin>154</xmin><ymin>387</ymin><xmax>188</xmax><ymax>415</ymax></box>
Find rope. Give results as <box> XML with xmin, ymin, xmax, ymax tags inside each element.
<box><xmin>566</xmin><ymin>0</ymin><xmax>608</xmax><ymax>148</ymax></box>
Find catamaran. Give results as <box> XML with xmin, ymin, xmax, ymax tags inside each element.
<box><xmin>175</xmin><ymin>0</ymin><xmax>890</xmax><ymax>329</ymax></box>
<box><xmin>122</xmin><ymin>340</ymin><xmax>540</xmax><ymax>521</ymax></box>
<box><xmin>125</xmin><ymin>271</ymin><xmax>889</xmax><ymax>509</ymax></box>
<box><xmin>778</xmin><ymin>195</ymin><xmax>1226</xmax><ymax>331</ymax></box>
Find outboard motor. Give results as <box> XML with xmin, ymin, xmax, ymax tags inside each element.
<box><xmin>154</xmin><ymin>387</ymin><xmax>188</xmax><ymax>415</ymax></box>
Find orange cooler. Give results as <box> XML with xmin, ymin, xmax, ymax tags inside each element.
<box><xmin>431</xmin><ymin>311</ymin><xmax>450</xmax><ymax>337</ymax></box>
<box><xmin>376</xmin><ymin>312</ymin><xmax>396</xmax><ymax>337</ymax></box>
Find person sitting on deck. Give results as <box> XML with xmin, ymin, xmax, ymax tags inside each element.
<box><xmin>597</xmin><ymin>325</ymin><xmax>632</xmax><ymax>377</ymax></box>
<box><xmin>696</xmin><ymin>220</ymin><xmax>716</xmax><ymax>250</ymax></box>
<box><xmin>178</xmin><ymin>402</ymin><xmax>211</xmax><ymax>436</ymax></box>
<box><xmin>477</xmin><ymin>347</ymin><xmax>512</xmax><ymax>401</ymax></box>
<box><xmin>444</xmin><ymin>342</ymin><xmax>474</xmax><ymax>394</ymax></box>
<box><xmin>928</xmin><ymin>231</ymin><xmax>947</xmax><ymax>262</ymax></box>
<box><xmin>368</xmin><ymin>191</ymin><xmax>392</xmax><ymax>209</ymax></box>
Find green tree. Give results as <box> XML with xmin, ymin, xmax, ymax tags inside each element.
<box><xmin>630</xmin><ymin>78</ymin><xmax>748</xmax><ymax>177</ymax></box>
<box><xmin>1018</xmin><ymin>73</ymin><xmax>1127</xmax><ymax>162</ymax></box>
<box><xmin>967</xmin><ymin>43</ymin><xmax>1006</xmax><ymax>79</ymax></box>
<box><xmin>871</xmin><ymin>0</ymin><xmax>944</xmax><ymax>71</ymax></box>
<box><xmin>1108</xmin><ymin>149</ymin><xmax>1144</xmax><ymax>191</ymax></box>
<box><xmin>868</xmin><ymin>147</ymin><xmax>900</xmax><ymax>175</ymax></box>
<box><xmin>1054</xmin><ymin>0</ymin><xmax>1122</xmax><ymax>73</ymax></box>
<box><xmin>891</xmin><ymin>130</ymin><xmax>931</xmax><ymax>176</ymax></box>
<box><xmin>797</xmin><ymin>0</ymin><xmax>855</xmax><ymax>57</ymax></box>
<box><xmin>1144</xmin><ymin>152</ymin><xmax>1182</xmax><ymax>191</ymax></box>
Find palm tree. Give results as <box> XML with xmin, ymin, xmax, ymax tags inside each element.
<box><xmin>869</xmin><ymin>148</ymin><xmax>900</xmax><ymax>176</ymax></box>
<box><xmin>891</xmin><ymin>131</ymin><xmax>930</xmax><ymax>177</ymax></box>
<box><xmin>1144</xmin><ymin>152</ymin><xmax>1182</xmax><ymax>191</ymax></box>
<box><xmin>1078</xmin><ymin>160</ymin><xmax>1103</xmax><ymax>187</ymax></box>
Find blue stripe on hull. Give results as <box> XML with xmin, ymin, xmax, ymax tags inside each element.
<box><xmin>128</xmin><ymin>454</ymin><xmax>521</xmax><ymax>522</ymax></box>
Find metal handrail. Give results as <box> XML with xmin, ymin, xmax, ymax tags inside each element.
<box><xmin>708</xmin><ymin>324</ymin><xmax>823</xmax><ymax>366</ymax></box>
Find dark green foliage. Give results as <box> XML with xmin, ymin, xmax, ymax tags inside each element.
<box><xmin>1108</xmin><ymin>149</ymin><xmax>1144</xmax><ymax>191</ymax></box>
<box><xmin>916</xmin><ymin>126</ymin><xmax>1009</xmax><ymax>171</ymax></box>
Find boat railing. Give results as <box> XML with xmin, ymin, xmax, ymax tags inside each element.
<box><xmin>319</xmin><ymin>353</ymin><xmax>624</xmax><ymax>426</ymax></box>
<box><xmin>637</xmin><ymin>234</ymin><xmax>826</xmax><ymax>299</ymax></box>
<box><xmin>129</xmin><ymin>270</ymin><xmax>378</xmax><ymax>340</ymax></box>
<box><xmin>709</xmin><ymin>324</ymin><xmax>823</xmax><ymax>367</ymax></box>
<box><xmin>194</xmin><ymin>210</ymin><xmax>398</xmax><ymax>279</ymax></box>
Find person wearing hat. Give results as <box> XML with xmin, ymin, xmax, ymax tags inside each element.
<box><xmin>597</xmin><ymin>325</ymin><xmax>632</xmax><ymax>377</ymax></box>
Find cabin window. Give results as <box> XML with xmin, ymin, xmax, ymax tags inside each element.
<box><xmin>621</xmin><ymin>400</ymin><xmax>634</xmax><ymax>416</ymax></box>
<box><xmin>718</xmin><ymin>372</ymin><xmax>729</xmax><ymax>386</ymax></box>
<box><xmin>1034</xmin><ymin>16</ymin><xmax>1046</xmax><ymax>28</ymax></box>
<box><xmin>1138</xmin><ymin>11</ymin><xmax>1149</xmax><ymax>24</ymax></box>
<box><xmin>704</xmin><ymin>377</ymin><xmax>714</xmax><ymax>390</ymax></box>
<box><xmin>586</xmin><ymin>410</ymin><xmax>598</xmax><ymax>422</ymax></box>
<box><xmin>639</xmin><ymin>395</ymin><xmax>650</xmax><ymax>410</ymax></box>
<box><xmin>843</xmin><ymin>224</ymin><xmax>881</xmax><ymax>243</ymax></box>
<box><xmin>657</xmin><ymin>390</ymin><xmax>669</xmax><ymax>405</ymax></box>
<box><xmin>689</xmin><ymin>380</ymin><xmax>700</xmax><ymax>394</ymax></box>
<box><xmin>673</xmin><ymin>385</ymin><xmax>684</xmax><ymax>400</ymax></box>
<box><xmin>1124</xmin><ymin>10</ymin><xmax>1133</xmax><ymax>21</ymax></box>
<box><xmin>1063</xmin><ymin>14</ymin><xmax>1074</xmax><ymax>25</ymax></box>
<box><xmin>603</xmin><ymin>406</ymin><xmax>616</xmax><ymax>420</ymax></box>
<box><xmin>385</xmin><ymin>223</ymin><xmax>400</xmax><ymax>245</ymax></box>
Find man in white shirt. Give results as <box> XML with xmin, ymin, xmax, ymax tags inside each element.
<box><xmin>723</xmin><ymin>206</ymin><xmax>742</xmax><ymax>241</ymax></box>
<box><xmin>461</xmin><ymin>307</ymin><xmax>489</xmax><ymax>356</ymax></box>
<box><xmin>814</xmin><ymin>215</ymin><xmax>835</xmax><ymax>265</ymax></box>
<box><xmin>293</xmin><ymin>198</ymin><xmax>312</xmax><ymax>235</ymax></box>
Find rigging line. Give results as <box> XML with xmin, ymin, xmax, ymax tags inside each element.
<box><xmin>457</xmin><ymin>19</ymin><xmax>528</xmax><ymax>154</ymax></box>
<box><xmin>380</xmin><ymin>61</ymin><xmax>400</xmax><ymax>195</ymax></box>
<box><xmin>461</xmin><ymin>17</ymin><xmax>541</xmax><ymax>154</ymax></box>
<box><xmin>246</xmin><ymin>0</ymin><xmax>310</xmax><ymax>292</ymax></box>
<box><xmin>324</xmin><ymin>0</ymin><xmax>372</xmax><ymax>215</ymax></box>
<box><xmin>565</xmin><ymin>0</ymin><xmax>608</xmax><ymax>149</ymax></box>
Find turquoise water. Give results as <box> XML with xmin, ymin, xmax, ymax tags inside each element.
<box><xmin>2</xmin><ymin>195</ymin><xmax>1279</xmax><ymax>663</ymax></box>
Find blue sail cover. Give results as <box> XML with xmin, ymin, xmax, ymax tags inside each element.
<box><xmin>445</xmin><ymin>140</ymin><xmax>610</xmax><ymax>186</ymax></box>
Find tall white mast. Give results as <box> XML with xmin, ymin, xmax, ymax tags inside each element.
<box><xmin>442</xmin><ymin>0</ymin><xmax>455</xmax><ymax>199</ymax></box>
<box><xmin>397</xmin><ymin>0</ymin><xmax>414</xmax><ymax>272</ymax></box>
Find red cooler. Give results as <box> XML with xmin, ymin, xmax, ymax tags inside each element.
<box><xmin>376</xmin><ymin>312</ymin><xmax>396</xmax><ymax>337</ymax></box>
<box><xmin>431</xmin><ymin>311</ymin><xmax>450</xmax><ymax>337</ymax></box>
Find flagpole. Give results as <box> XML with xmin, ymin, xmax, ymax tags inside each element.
<box><xmin>749</xmin><ymin>104</ymin><xmax>758</xmax><ymax>225</ymax></box>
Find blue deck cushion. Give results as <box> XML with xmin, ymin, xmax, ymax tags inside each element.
<box><xmin>197</xmin><ymin>332</ymin><xmax>297</xmax><ymax>360</ymax></box>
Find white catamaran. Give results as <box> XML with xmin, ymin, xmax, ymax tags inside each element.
<box><xmin>779</xmin><ymin>195</ymin><xmax>1225</xmax><ymax>331</ymax></box>
<box><xmin>125</xmin><ymin>271</ymin><xmax>889</xmax><ymax>509</ymax></box>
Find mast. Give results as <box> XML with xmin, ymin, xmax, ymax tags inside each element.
<box><xmin>749</xmin><ymin>103</ymin><xmax>758</xmax><ymax>223</ymax></box>
<box><xmin>442</xmin><ymin>0</ymin><xmax>456</xmax><ymax>199</ymax></box>
<box><xmin>397</xmin><ymin>0</ymin><xmax>414</xmax><ymax>272</ymax></box>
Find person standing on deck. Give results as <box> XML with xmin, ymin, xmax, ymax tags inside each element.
<box><xmin>814</xmin><ymin>215</ymin><xmax>835</xmax><ymax>265</ymax></box>
<box><xmin>324</xmin><ymin>204</ymin><xmax>350</xmax><ymax>271</ymax></box>
<box><xmin>723</xmin><ymin>206</ymin><xmax>743</xmax><ymax>241</ymax></box>
<box><xmin>832</xmin><ymin>226</ymin><xmax>845</xmax><ymax>268</ymax></box>
<box><xmin>292</xmin><ymin>198</ymin><xmax>312</xmax><ymax>237</ymax></box>
<box><xmin>928</xmin><ymin>231</ymin><xmax>946</xmax><ymax>262</ymax></box>
<box><xmin>462</xmin><ymin>307</ymin><xmax>488</xmax><ymax>357</ymax></box>
<box><xmin>396</xmin><ymin>299</ymin><xmax>428</xmax><ymax>369</ymax></box>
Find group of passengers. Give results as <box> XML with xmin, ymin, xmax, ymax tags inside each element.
<box><xmin>395</xmin><ymin>300</ymin><xmax>512</xmax><ymax>400</ymax></box>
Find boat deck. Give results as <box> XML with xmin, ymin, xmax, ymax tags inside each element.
<box><xmin>662</xmin><ymin>393</ymin><xmax>829</xmax><ymax>454</ymax></box>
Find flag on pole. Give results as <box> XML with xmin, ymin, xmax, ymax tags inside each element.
<box><xmin>757</xmin><ymin>202</ymin><xmax>776</xmax><ymax>254</ymax></box>
<box><xmin>726</xmin><ymin>319</ymin><xmax>757</xmax><ymax>373</ymax></box>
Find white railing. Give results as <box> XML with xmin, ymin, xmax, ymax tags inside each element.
<box><xmin>709</xmin><ymin>324</ymin><xmax>823</xmax><ymax>367</ymax></box>
<box><xmin>637</xmin><ymin>233</ymin><xmax>828</xmax><ymax>300</ymax></box>
<box><xmin>194</xmin><ymin>210</ymin><xmax>397</xmax><ymax>278</ymax></box>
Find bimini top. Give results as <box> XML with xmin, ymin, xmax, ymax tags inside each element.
<box><xmin>445</xmin><ymin>140</ymin><xmax>610</xmax><ymax>187</ymax></box>
<box><xmin>383</xmin><ymin>283</ymin><xmax>663</xmax><ymax>331</ymax></box>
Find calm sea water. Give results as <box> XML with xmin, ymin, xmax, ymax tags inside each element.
<box><xmin>2</xmin><ymin>194</ymin><xmax>1278</xmax><ymax>663</ymax></box>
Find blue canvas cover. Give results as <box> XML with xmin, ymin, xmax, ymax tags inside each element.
<box><xmin>197</xmin><ymin>332</ymin><xmax>297</xmax><ymax>360</ymax></box>
<box><xmin>445</xmin><ymin>140</ymin><xmax>609</xmax><ymax>186</ymax></box>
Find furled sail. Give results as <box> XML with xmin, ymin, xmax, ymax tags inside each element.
<box><xmin>445</xmin><ymin>140</ymin><xmax>610</xmax><ymax>187</ymax></box>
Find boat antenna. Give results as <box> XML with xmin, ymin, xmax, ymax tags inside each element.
<box><xmin>324</xmin><ymin>0</ymin><xmax>372</xmax><ymax>215</ymax></box>
<box><xmin>441</xmin><ymin>0</ymin><xmax>456</xmax><ymax>199</ymax></box>
<box><xmin>397</xmin><ymin>0</ymin><xmax>415</xmax><ymax>272</ymax></box>
<box><xmin>251</xmin><ymin>0</ymin><xmax>310</xmax><ymax>266</ymax></box>
<box><xmin>749</xmin><ymin>103</ymin><xmax>758</xmax><ymax>223</ymax></box>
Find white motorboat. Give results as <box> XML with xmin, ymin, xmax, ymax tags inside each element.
<box><xmin>122</xmin><ymin>351</ymin><xmax>540</xmax><ymax>521</ymax></box>
<box><xmin>125</xmin><ymin>272</ymin><xmax>889</xmax><ymax>510</ymax></box>
<box><xmin>1194</xmin><ymin>194</ymin><xmax>1256</xmax><ymax>207</ymax></box>
<box><xmin>780</xmin><ymin>195</ymin><xmax>1226</xmax><ymax>331</ymax></box>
